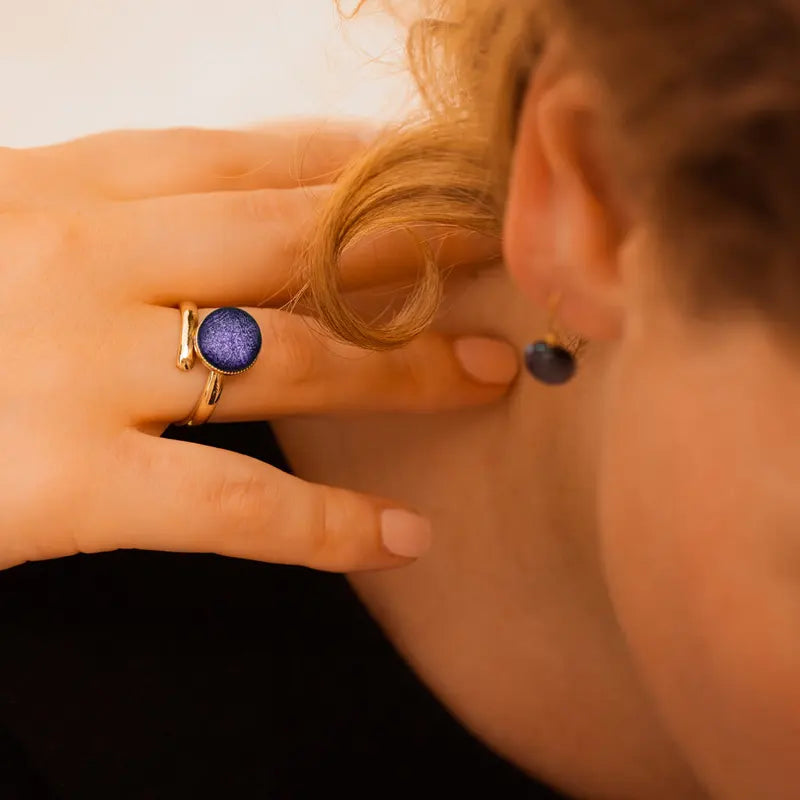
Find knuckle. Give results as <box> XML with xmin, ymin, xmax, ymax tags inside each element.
<box><xmin>238</xmin><ymin>188</ymin><xmax>284</xmax><ymax>224</ymax></box>
<box><xmin>165</xmin><ymin>125</ymin><xmax>223</xmax><ymax>150</ymax></box>
<box><xmin>162</xmin><ymin>127</ymin><xmax>246</xmax><ymax>176</ymax></box>
<box><xmin>304</xmin><ymin>492</ymin><xmax>334</xmax><ymax>563</ymax></box>
<box><xmin>297</xmin><ymin>130</ymin><xmax>367</xmax><ymax>185</ymax></box>
<box><xmin>235</xmin><ymin>188</ymin><xmax>306</xmax><ymax>261</ymax></box>
<box><xmin>197</xmin><ymin>128</ymin><xmax>261</xmax><ymax>181</ymax></box>
<box><xmin>208</xmin><ymin>472</ymin><xmax>278</xmax><ymax>532</ymax></box>
<box><xmin>304</xmin><ymin>486</ymin><xmax>377</xmax><ymax>571</ymax></box>
<box><xmin>263</xmin><ymin>313</ymin><xmax>320</xmax><ymax>387</ymax></box>
<box><xmin>15</xmin><ymin>209</ymin><xmax>89</xmax><ymax>268</ymax></box>
<box><xmin>397</xmin><ymin>347</ymin><xmax>443</xmax><ymax>409</ymax></box>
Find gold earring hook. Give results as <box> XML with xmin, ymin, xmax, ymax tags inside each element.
<box><xmin>545</xmin><ymin>289</ymin><xmax>562</xmax><ymax>348</ymax></box>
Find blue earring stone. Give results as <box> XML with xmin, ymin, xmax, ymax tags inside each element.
<box><xmin>524</xmin><ymin>341</ymin><xmax>576</xmax><ymax>385</ymax></box>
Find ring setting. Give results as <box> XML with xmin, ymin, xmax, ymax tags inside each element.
<box><xmin>195</xmin><ymin>307</ymin><xmax>263</xmax><ymax>375</ymax></box>
<box><xmin>174</xmin><ymin>303</ymin><xmax>262</xmax><ymax>426</ymax></box>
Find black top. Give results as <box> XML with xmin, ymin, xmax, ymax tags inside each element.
<box><xmin>0</xmin><ymin>422</ymin><xmax>564</xmax><ymax>799</ymax></box>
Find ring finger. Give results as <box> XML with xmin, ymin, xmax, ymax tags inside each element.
<box><xmin>122</xmin><ymin>305</ymin><xmax>519</xmax><ymax>425</ymax></box>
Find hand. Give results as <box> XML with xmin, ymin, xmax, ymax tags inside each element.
<box><xmin>0</xmin><ymin>121</ymin><xmax>519</xmax><ymax>572</ymax></box>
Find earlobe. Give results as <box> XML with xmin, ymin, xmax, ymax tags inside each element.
<box><xmin>504</xmin><ymin>68</ymin><xmax>627</xmax><ymax>342</ymax></box>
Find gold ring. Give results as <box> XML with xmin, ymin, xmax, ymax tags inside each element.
<box><xmin>176</xmin><ymin>301</ymin><xmax>199</xmax><ymax>371</ymax></box>
<box><xmin>176</xmin><ymin>370</ymin><xmax>225</xmax><ymax>427</ymax></box>
<box><xmin>173</xmin><ymin>303</ymin><xmax>263</xmax><ymax>427</ymax></box>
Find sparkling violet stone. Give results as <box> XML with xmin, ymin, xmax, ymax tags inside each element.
<box><xmin>196</xmin><ymin>307</ymin><xmax>262</xmax><ymax>373</ymax></box>
<box><xmin>524</xmin><ymin>341</ymin><xmax>576</xmax><ymax>385</ymax></box>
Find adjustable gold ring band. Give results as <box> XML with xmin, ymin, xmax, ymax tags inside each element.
<box><xmin>176</xmin><ymin>301</ymin><xmax>199</xmax><ymax>372</ymax></box>
<box><xmin>173</xmin><ymin>301</ymin><xmax>263</xmax><ymax>427</ymax></box>
<box><xmin>176</xmin><ymin>369</ymin><xmax>225</xmax><ymax>427</ymax></box>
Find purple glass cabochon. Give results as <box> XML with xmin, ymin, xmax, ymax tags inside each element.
<box><xmin>196</xmin><ymin>307</ymin><xmax>262</xmax><ymax>373</ymax></box>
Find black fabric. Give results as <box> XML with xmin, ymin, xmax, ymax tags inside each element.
<box><xmin>0</xmin><ymin>422</ymin><xmax>564</xmax><ymax>799</ymax></box>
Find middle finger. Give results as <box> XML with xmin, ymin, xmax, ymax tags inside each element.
<box><xmin>96</xmin><ymin>186</ymin><xmax>499</xmax><ymax>307</ymax></box>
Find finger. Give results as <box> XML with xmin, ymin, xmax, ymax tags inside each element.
<box><xmin>96</xmin><ymin>186</ymin><xmax>499</xmax><ymax>307</ymax></box>
<box><xmin>25</xmin><ymin>119</ymin><xmax>377</xmax><ymax>200</ymax></box>
<box><xmin>123</xmin><ymin>305</ymin><xmax>518</xmax><ymax>424</ymax></box>
<box><xmin>77</xmin><ymin>430</ymin><xmax>432</xmax><ymax>571</ymax></box>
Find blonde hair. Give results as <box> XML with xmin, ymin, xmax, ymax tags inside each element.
<box><xmin>301</xmin><ymin>0</ymin><xmax>800</xmax><ymax>350</ymax></box>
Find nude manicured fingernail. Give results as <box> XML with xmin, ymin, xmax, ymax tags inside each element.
<box><xmin>453</xmin><ymin>337</ymin><xmax>520</xmax><ymax>385</ymax></box>
<box><xmin>380</xmin><ymin>509</ymin><xmax>433</xmax><ymax>558</ymax></box>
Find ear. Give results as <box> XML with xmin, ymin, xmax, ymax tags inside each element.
<box><xmin>503</xmin><ymin>60</ymin><xmax>628</xmax><ymax>341</ymax></box>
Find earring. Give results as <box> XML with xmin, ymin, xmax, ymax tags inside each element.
<box><xmin>524</xmin><ymin>290</ymin><xmax>577</xmax><ymax>385</ymax></box>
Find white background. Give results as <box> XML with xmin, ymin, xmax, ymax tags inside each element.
<box><xmin>0</xmin><ymin>0</ymin><xmax>412</xmax><ymax>147</ymax></box>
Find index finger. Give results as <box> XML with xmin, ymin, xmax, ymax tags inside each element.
<box><xmin>26</xmin><ymin>118</ymin><xmax>378</xmax><ymax>200</ymax></box>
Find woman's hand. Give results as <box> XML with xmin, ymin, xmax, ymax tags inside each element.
<box><xmin>0</xmin><ymin>121</ymin><xmax>518</xmax><ymax>572</ymax></box>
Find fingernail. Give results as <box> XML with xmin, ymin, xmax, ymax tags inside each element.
<box><xmin>381</xmin><ymin>509</ymin><xmax>433</xmax><ymax>558</ymax></box>
<box><xmin>453</xmin><ymin>337</ymin><xmax>520</xmax><ymax>385</ymax></box>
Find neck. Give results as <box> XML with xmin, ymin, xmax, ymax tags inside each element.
<box><xmin>273</xmin><ymin>264</ymin><xmax>705</xmax><ymax>799</ymax></box>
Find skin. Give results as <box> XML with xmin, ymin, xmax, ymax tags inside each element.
<box><xmin>274</xmin><ymin>38</ymin><xmax>800</xmax><ymax>800</ymax></box>
<box><xmin>0</xmin><ymin>119</ymin><xmax>520</xmax><ymax>572</ymax></box>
